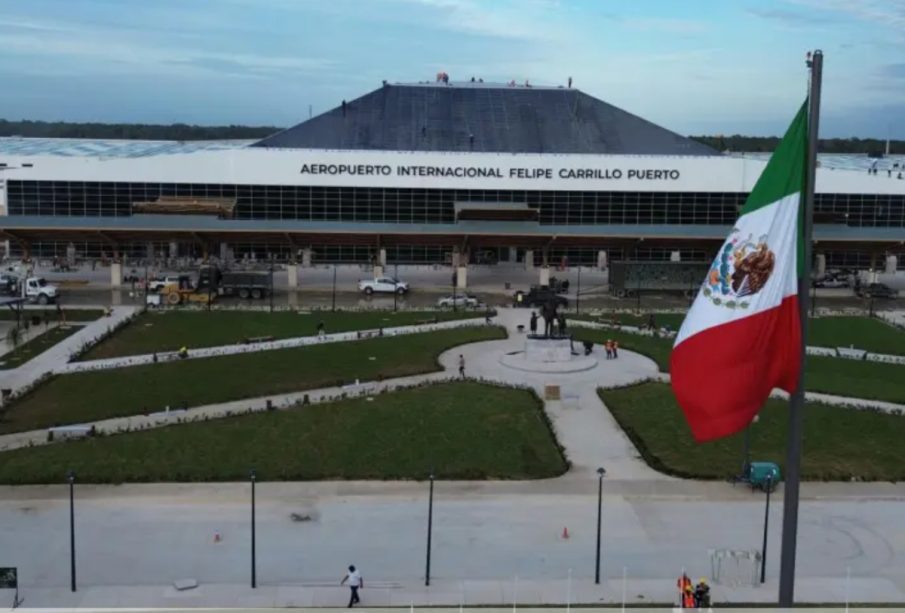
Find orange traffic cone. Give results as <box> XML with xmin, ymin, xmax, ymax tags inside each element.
<box><xmin>562</xmin><ymin>526</ymin><xmax>570</xmax><ymax>539</ymax></box>
<box><xmin>213</xmin><ymin>532</ymin><xmax>222</xmax><ymax>543</ymax></box>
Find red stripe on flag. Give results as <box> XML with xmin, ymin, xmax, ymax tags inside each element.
<box><xmin>670</xmin><ymin>295</ymin><xmax>801</xmax><ymax>442</ymax></box>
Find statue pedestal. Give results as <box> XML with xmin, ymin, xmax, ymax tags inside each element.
<box><xmin>525</xmin><ymin>336</ymin><xmax>573</xmax><ymax>362</ymax></box>
<box><xmin>499</xmin><ymin>335</ymin><xmax>598</xmax><ymax>373</ymax></box>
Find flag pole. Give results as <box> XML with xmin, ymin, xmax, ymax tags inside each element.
<box><xmin>778</xmin><ymin>49</ymin><xmax>822</xmax><ymax>607</ymax></box>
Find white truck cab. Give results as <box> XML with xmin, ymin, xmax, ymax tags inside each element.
<box><xmin>23</xmin><ymin>276</ymin><xmax>59</xmax><ymax>304</ymax></box>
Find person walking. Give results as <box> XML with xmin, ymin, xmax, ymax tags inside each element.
<box><xmin>458</xmin><ymin>354</ymin><xmax>466</xmax><ymax>378</ymax></box>
<box><xmin>317</xmin><ymin>320</ymin><xmax>326</xmax><ymax>339</ymax></box>
<box><xmin>340</xmin><ymin>564</ymin><xmax>363</xmax><ymax>607</ymax></box>
<box><xmin>529</xmin><ymin>311</ymin><xmax>538</xmax><ymax>335</ymax></box>
<box><xmin>612</xmin><ymin>340</ymin><xmax>619</xmax><ymax>359</ymax></box>
<box><xmin>605</xmin><ymin>339</ymin><xmax>613</xmax><ymax>360</ymax></box>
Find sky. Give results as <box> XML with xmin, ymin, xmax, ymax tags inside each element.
<box><xmin>0</xmin><ymin>0</ymin><xmax>903</xmax><ymax>138</ymax></box>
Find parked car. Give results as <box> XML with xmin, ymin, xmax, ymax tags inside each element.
<box><xmin>813</xmin><ymin>276</ymin><xmax>849</xmax><ymax>288</ymax></box>
<box><xmin>856</xmin><ymin>282</ymin><xmax>898</xmax><ymax>299</ymax></box>
<box><xmin>514</xmin><ymin>286</ymin><xmax>569</xmax><ymax>308</ymax></box>
<box><xmin>436</xmin><ymin>294</ymin><xmax>479</xmax><ymax>308</ymax></box>
<box><xmin>358</xmin><ymin>276</ymin><xmax>409</xmax><ymax>295</ymax></box>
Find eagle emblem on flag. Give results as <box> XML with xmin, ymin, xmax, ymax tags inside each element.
<box><xmin>702</xmin><ymin>231</ymin><xmax>776</xmax><ymax>308</ymax></box>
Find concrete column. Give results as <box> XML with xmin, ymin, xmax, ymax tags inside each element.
<box><xmin>597</xmin><ymin>250</ymin><xmax>608</xmax><ymax>270</ymax></box>
<box><xmin>886</xmin><ymin>255</ymin><xmax>898</xmax><ymax>274</ymax></box>
<box><xmin>456</xmin><ymin>265</ymin><xmax>467</xmax><ymax>289</ymax></box>
<box><xmin>301</xmin><ymin>248</ymin><xmax>312</xmax><ymax>268</ymax></box>
<box><xmin>169</xmin><ymin>241</ymin><xmax>178</xmax><ymax>260</ymax></box>
<box><xmin>451</xmin><ymin>248</ymin><xmax>460</xmax><ymax>268</ymax></box>
<box><xmin>374</xmin><ymin>265</ymin><xmax>385</xmax><ymax>277</ymax></box>
<box><xmin>66</xmin><ymin>242</ymin><xmax>76</xmax><ymax>266</ymax></box>
<box><xmin>110</xmin><ymin>261</ymin><xmax>122</xmax><ymax>288</ymax></box>
<box><xmin>524</xmin><ymin>249</ymin><xmax>535</xmax><ymax>271</ymax></box>
<box><xmin>815</xmin><ymin>253</ymin><xmax>826</xmax><ymax>276</ymax></box>
<box><xmin>378</xmin><ymin>248</ymin><xmax>387</xmax><ymax>266</ymax></box>
<box><xmin>287</xmin><ymin>263</ymin><xmax>298</xmax><ymax>288</ymax></box>
<box><xmin>508</xmin><ymin>246</ymin><xmax>517</xmax><ymax>263</ymax></box>
<box><xmin>539</xmin><ymin>266</ymin><xmax>551</xmax><ymax>287</ymax></box>
<box><xmin>146</xmin><ymin>242</ymin><xmax>154</xmax><ymax>262</ymax></box>
<box><xmin>219</xmin><ymin>242</ymin><xmax>229</xmax><ymax>262</ymax></box>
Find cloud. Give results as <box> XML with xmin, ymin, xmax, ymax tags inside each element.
<box><xmin>787</xmin><ymin>0</ymin><xmax>905</xmax><ymax>36</ymax></box>
<box><xmin>746</xmin><ymin>7</ymin><xmax>839</xmax><ymax>26</ymax></box>
<box><xmin>618</xmin><ymin>17</ymin><xmax>710</xmax><ymax>34</ymax></box>
<box><xmin>0</xmin><ymin>16</ymin><xmax>335</xmax><ymax>80</ymax></box>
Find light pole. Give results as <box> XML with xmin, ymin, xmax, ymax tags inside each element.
<box><xmin>269</xmin><ymin>255</ymin><xmax>274</xmax><ymax>313</ymax></box>
<box><xmin>331</xmin><ymin>265</ymin><xmax>337</xmax><ymax>312</ymax></box>
<box><xmin>595</xmin><ymin>466</ymin><xmax>606</xmax><ymax>584</ymax></box>
<box><xmin>393</xmin><ymin>263</ymin><xmax>399</xmax><ymax>312</ymax></box>
<box><xmin>742</xmin><ymin>415</ymin><xmax>759</xmax><ymax>478</ymax></box>
<box><xmin>452</xmin><ymin>266</ymin><xmax>458</xmax><ymax>313</ymax></box>
<box><xmin>576</xmin><ymin>265</ymin><xmax>581</xmax><ymax>315</ymax></box>
<box><xmin>425</xmin><ymin>470</ymin><xmax>435</xmax><ymax>587</ymax></box>
<box><xmin>67</xmin><ymin>470</ymin><xmax>76</xmax><ymax>592</ymax></box>
<box><xmin>250</xmin><ymin>468</ymin><xmax>257</xmax><ymax>589</ymax></box>
<box><xmin>760</xmin><ymin>474</ymin><xmax>773</xmax><ymax>584</ymax></box>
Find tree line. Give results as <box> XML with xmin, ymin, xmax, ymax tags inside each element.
<box><xmin>0</xmin><ymin>119</ymin><xmax>281</xmax><ymax>141</ymax></box>
<box><xmin>1</xmin><ymin>119</ymin><xmax>901</xmax><ymax>153</ymax></box>
<box><xmin>691</xmin><ymin>134</ymin><xmax>902</xmax><ymax>155</ymax></box>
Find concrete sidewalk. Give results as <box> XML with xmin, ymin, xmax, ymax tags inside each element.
<box><xmin>14</xmin><ymin>575</ymin><xmax>900</xmax><ymax>608</ymax></box>
<box><xmin>0</xmin><ymin>306</ymin><xmax>138</xmax><ymax>392</ymax></box>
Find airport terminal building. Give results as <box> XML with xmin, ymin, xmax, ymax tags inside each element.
<box><xmin>0</xmin><ymin>81</ymin><xmax>903</xmax><ymax>278</ymax></box>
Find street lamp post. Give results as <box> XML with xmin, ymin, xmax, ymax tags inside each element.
<box><xmin>250</xmin><ymin>469</ymin><xmax>257</xmax><ymax>588</ymax></box>
<box><xmin>595</xmin><ymin>467</ymin><xmax>606</xmax><ymax>584</ymax></box>
<box><xmin>576</xmin><ymin>265</ymin><xmax>581</xmax><ymax>315</ymax></box>
<box><xmin>425</xmin><ymin>471</ymin><xmax>435</xmax><ymax>587</ymax></box>
<box><xmin>760</xmin><ymin>474</ymin><xmax>773</xmax><ymax>584</ymax></box>
<box><xmin>741</xmin><ymin>415</ymin><xmax>759</xmax><ymax>478</ymax></box>
<box><xmin>394</xmin><ymin>263</ymin><xmax>399</xmax><ymax>312</ymax></box>
<box><xmin>67</xmin><ymin>470</ymin><xmax>76</xmax><ymax>592</ymax></box>
<box><xmin>269</xmin><ymin>256</ymin><xmax>274</xmax><ymax>313</ymax></box>
<box><xmin>331</xmin><ymin>265</ymin><xmax>337</xmax><ymax>312</ymax></box>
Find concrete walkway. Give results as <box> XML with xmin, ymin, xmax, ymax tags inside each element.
<box><xmin>60</xmin><ymin>316</ymin><xmax>487</xmax><ymax>373</ymax></box>
<box><xmin>0</xmin><ymin>306</ymin><xmax>138</xmax><ymax>393</ymax></box>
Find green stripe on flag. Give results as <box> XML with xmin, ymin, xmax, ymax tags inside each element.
<box><xmin>740</xmin><ymin>99</ymin><xmax>809</xmax><ymax>276</ymax></box>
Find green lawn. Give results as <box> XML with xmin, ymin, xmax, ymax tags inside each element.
<box><xmin>575</xmin><ymin>328</ymin><xmax>905</xmax><ymax>404</ymax></box>
<box><xmin>809</xmin><ymin>316</ymin><xmax>905</xmax><ymax>355</ymax></box>
<box><xmin>0</xmin><ymin>326</ymin><xmax>80</xmax><ymax>370</ymax></box>
<box><xmin>574</xmin><ymin>311</ymin><xmax>686</xmax><ymax>330</ymax></box>
<box><xmin>81</xmin><ymin>310</ymin><xmax>484</xmax><ymax>360</ymax></box>
<box><xmin>0</xmin><ymin>325</ymin><xmax>505</xmax><ymax>434</ymax></box>
<box><xmin>600</xmin><ymin>381</ymin><xmax>905</xmax><ymax>481</ymax></box>
<box><xmin>0</xmin><ymin>381</ymin><xmax>567</xmax><ymax>484</ymax></box>
<box><xmin>0</xmin><ymin>308</ymin><xmax>104</xmax><ymax>322</ymax></box>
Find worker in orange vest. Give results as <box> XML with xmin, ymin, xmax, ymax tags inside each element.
<box><xmin>676</xmin><ymin>573</ymin><xmax>692</xmax><ymax>607</ymax></box>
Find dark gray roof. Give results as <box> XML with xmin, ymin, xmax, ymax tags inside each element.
<box><xmin>252</xmin><ymin>82</ymin><xmax>718</xmax><ymax>155</ymax></box>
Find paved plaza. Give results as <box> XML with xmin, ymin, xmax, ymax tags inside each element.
<box><xmin>1</xmin><ymin>307</ymin><xmax>904</xmax><ymax>608</ymax></box>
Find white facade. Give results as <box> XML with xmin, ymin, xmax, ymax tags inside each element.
<box><xmin>1</xmin><ymin>145</ymin><xmax>903</xmax><ymax>197</ymax></box>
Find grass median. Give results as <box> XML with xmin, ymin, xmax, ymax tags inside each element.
<box><xmin>574</xmin><ymin>328</ymin><xmax>905</xmax><ymax>404</ymax></box>
<box><xmin>599</xmin><ymin>381</ymin><xmax>905</xmax><ymax>481</ymax></box>
<box><xmin>81</xmin><ymin>309</ymin><xmax>486</xmax><ymax>360</ymax></box>
<box><xmin>808</xmin><ymin>316</ymin><xmax>905</xmax><ymax>355</ymax></box>
<box><xmin>0</xmin><ymin>381</ymin><xmax>567</xmax><ymax>483</ymax></box>
<box><xmin>0</xmin><ymin>325</ymin><xmax>506</xmax><ymax>434</ymax></box>
<box><xmin>0</xmin><ymin>326</ymin><xmax>80</xmax><ymax>370</ymax></box>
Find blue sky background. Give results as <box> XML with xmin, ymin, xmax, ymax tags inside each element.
<box><xmin>0</xmin><ymin>0</ymin><xmax>903</xmax><ymax>137</ymax></box>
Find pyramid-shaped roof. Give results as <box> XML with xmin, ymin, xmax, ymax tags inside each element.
<box><xmin>252</xmin><ymin>82</ymin><xmax>717</xmax><ymax>156</ymax></box>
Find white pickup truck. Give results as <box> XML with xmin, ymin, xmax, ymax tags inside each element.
<box><xmin>358</xmin><ymin>276</ymin><xmax>410</xmax><ymax>295</ymax></box>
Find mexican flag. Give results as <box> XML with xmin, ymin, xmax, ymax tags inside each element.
<box><xmin>671</xmin><ymin>101</ymin><xmax>808</xmax><ymax>442</ymax></box>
